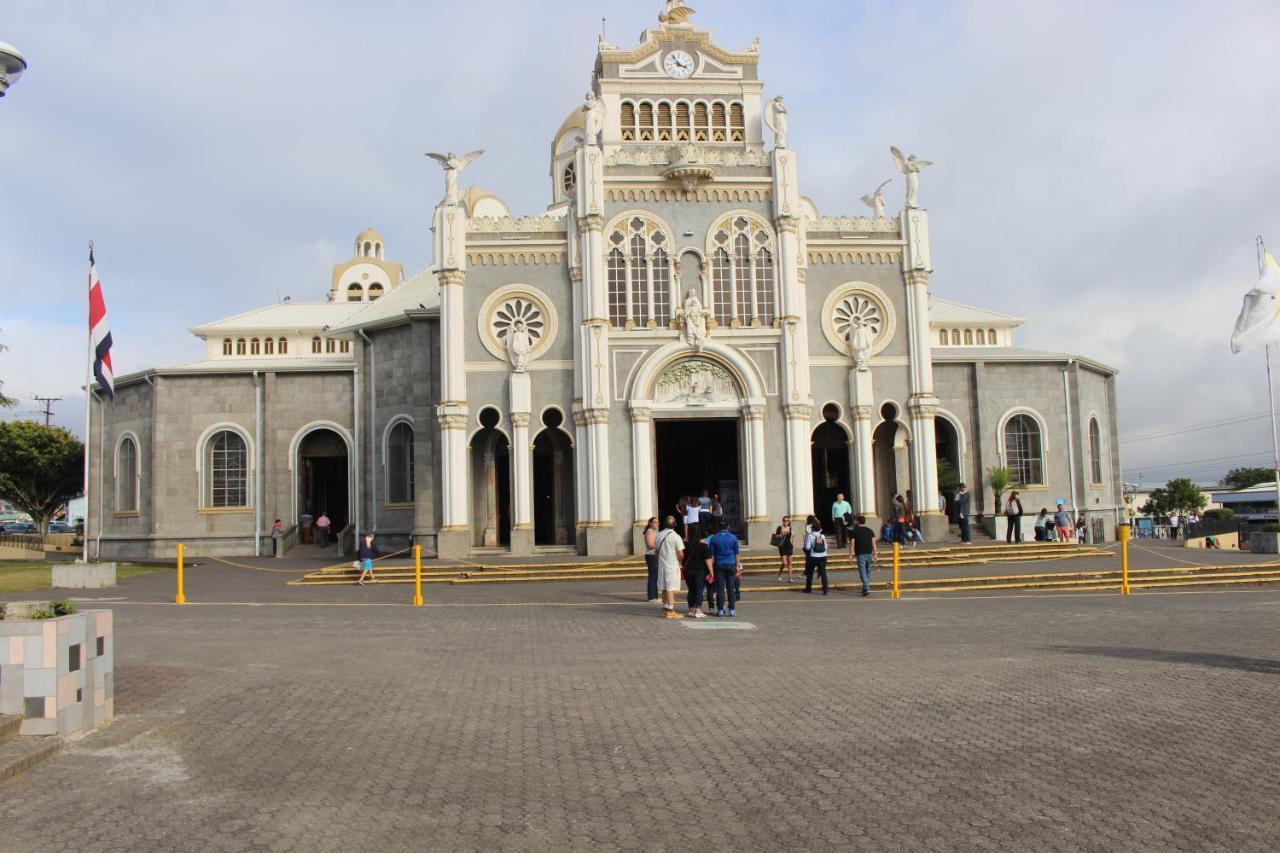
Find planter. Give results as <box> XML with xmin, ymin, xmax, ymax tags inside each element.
<box><xmin>52</xmin><ymin>562</ymin><xmax>116</xmax><ymax>589</ymax></box>
<box><xmin>980</xmin><ymin>516</ymin><xmax>1031</xmax><ymax>542</ymax></box>
<box><xmin>0</xmin><ymin>610</ymin><xmax>114</xmax><ymax>737</ymax></box>
<box><xmin>1248</xmin><ymin>532</ymin><xmax>1280</xmax><ymax>554</ymax></box>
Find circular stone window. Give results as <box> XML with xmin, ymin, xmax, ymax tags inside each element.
<box><xmin>820</xmin><ymin>283</ymin><xmax>896</xmax><ymax>358</ymax></box>
<box><xmin>477</xmin><ymin>285</ymin><xmax>558</xmax><ymax>363</ymax></box>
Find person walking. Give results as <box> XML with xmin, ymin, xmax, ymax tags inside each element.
<box><xmin>683</xmin><ymin>497</ymin><xmax>701</xmax><ymax>542</ymax></box>
<box><xmin>848</xmin><ymin>514</ymin><xmax>878</xmax><ymax>596</ymax></box>
<box><xmin>655</xmin><ymin>515</ymin><xmax>686</xmax><ymax>619</ymax></box>
<box><xmin>711</xmin><ymin>494</ymin><xmax>725</xmax><ymax>530</ymax></box>
<box><xmin>355</xmin><ymin>533</ymin><xmax>378</xmax><ymax>586</ymax></box>
<box><xmin>683</xmin><ymin>527</ymin><xmax>714</xmax><ymax>618</ymax></box>
<box><xmin>1005</xmin><ymin>490</ymin><xmax>1024</xmax><ymax>543</ymax></box>
<box><xmin>1168</xmin><ymin>512</ymin><xmax>1181</xmax><ymax>541</ymax></box>
<box><xmin>831</xmin><ymin>493</ymin><xmax>852</xmax><ymax>549</ymax></box>
<box><xmin>697</xmin><ymin>489</ymin><xmax>713</xmax><ymax>537</ymax></box>
<box><xmin>774</xmin><ymin>515</ymin><xmax>795</xmax><ymax>583</ymax></box>
<box><xmin>643</xmin><ymin>516</ymin><xmax>660</xmax><ymax>603</ymax></box>
<box><xmin>891</xmin><ymin>494</ymin><xmax>908</xmax><ymax>545</ymax></box>
<box><xmin>954</xmin><ymin>484</ymin><xmax>973</xmax><ymax>544</ymax></box>
<box><xmin>803</xmin><ymin>518</ymin><xmax>830</xmax><ymax>594</ymax></box>
<box><xmin>315</xmin><ymin>511</ymin><xmax>332</xmax><ymax>548</ymax></box>
<box><xmin>300</xmin><ymin>511</ymin><xmax>314</xmax><ymax>544</ymax></box>
<box><xmin>1054</xmin><ymin>503</ymin><xmax>1073</xmax><ymax>542</ymax></box>
<box><xmin>271</xmin><ymin>518</ymin><xmax>283</xmax><ymax>558</ymax></box>
<box><xmin>708</xmin><ymin>519</ymin><xmax>742</xmax><ymax>617</ymax></box>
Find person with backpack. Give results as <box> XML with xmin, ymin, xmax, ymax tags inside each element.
<box><xmin>1005</xmin><ymin>490</ymin><xmax>1024</xmax><ymax>543</ymax></box>
<box><xmin>803</xmin><ymin>516</ymin><xmax>830</xmax><ymax>595</ymax></box>
<box><xmin>708</xmin><ymin>519</ymin><xmax>742</xmax><ymax>617</ymax></box>
<box><xmin>655</xmin><ymin>515</ymin><xmax>686</xmax><ymax>619</ymax></box>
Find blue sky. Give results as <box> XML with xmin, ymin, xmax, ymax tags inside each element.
<box><xmin>2</xmin><ymin>0</ymin><xmax>1279</xmax><ymax>486</ymax></box>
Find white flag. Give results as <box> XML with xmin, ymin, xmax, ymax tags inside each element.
<box><xmin>1231</xmin><ymin>248</ymin><xmax>1280</xmax><ymax>354</ymax></box>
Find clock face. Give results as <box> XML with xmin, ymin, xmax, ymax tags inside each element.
<box><xmin>663</xmin><ymin>50</ymin><xmax>695</xmax><ymax>79</ymax></box>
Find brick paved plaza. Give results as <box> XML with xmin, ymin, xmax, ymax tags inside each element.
<box><xmin>2</xmin><ymin>554</ymin><xmax>1279</xmax><ymax>851</ymax></box>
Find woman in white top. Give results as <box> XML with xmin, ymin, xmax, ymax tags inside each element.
<box><xmin>683</xmin><ymin>497</ymin><xmax>702</xmax><ymax>540</ymax></box>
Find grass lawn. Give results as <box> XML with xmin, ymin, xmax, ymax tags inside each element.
<box><xmin>0</xmin><ymin>562</ymin><xmax>169</xmax><ymax>594</ymax></box>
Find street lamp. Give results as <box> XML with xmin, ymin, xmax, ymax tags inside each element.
<box><xmin>0</xmin><ymin>42</ymin><xmax>27</xmax><ymax>98</ymax></box>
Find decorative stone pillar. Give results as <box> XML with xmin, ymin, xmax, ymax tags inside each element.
<box><xmin>436</xmin><ymin>408</ymin><xmax>470</xmax><ymax>557</ymax></box>
<box><xmin>849</xmin><ymin>350</ymin><xmax>878</xmax><ymax>518</ymax></box>
<box><xmin>581</xmin><ymin>405</ymin><xmax>614</xmax><ymax>555</ymax></box>
<box><xmin>509</xmin><ymin>384</ymin><xmax>533</xmax><ymax>554</ymax></box>
<box><xmin>783</xmin><ymin>403</ymin><xmax>814</xmax><ymax>518</ymax></box>
<box><xmin>743</xmin><ymin>401</ymin><xmax>771</xmax><ymax>546</ymax></box>
<box><xmin>629</xmin><ymin>404</ymin><xmax>653</xmax><ymax>554</ymax></box>
<box><xmin>902</xmin><ymin>208</ymin><xmax>946</xmax><ymax>540</ymax></box>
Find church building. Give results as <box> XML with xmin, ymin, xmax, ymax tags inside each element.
<box><xmin>87</xmin><ymin>3</ymin><xmax>1122</xmax><ymax>560</ymax></box>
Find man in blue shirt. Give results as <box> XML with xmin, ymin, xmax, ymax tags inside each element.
<box><xmin>708</xmin><ymin>519</ymin><xmax>741</xmax><ymax>617</ymax></box>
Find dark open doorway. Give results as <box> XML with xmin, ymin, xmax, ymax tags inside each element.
<box><xmin>533</xmin><ymin>410</ymin><xmax>575</xmax><ymax>545</ymax></box>
<box><xmin>811</xmin><ymin>407</ymin><xmax>851</xmax><ymax>533</ymax></box>
<box><xmin>654</xmin><ymin>418</ymin><xmax>742</xmax><ymax>534</ymax></box>
<box><xmin>471</xmin><ymin>408</ymin><xmax>511</xmax><ymax>548</ymax></box>
<box><xmin>298</xmin><ymin>429</ymin><xmax>349</xmax><ymax>535</ymax></box>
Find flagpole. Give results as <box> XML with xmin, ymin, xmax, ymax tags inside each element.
<box><xmin>1264</xmin><ymin>236</ymin><xmax>1280</xmax><ymax>526</ymax></box>
<box><xmin>81</xmin><ymin>242</ymin><xmax>93</xmax><ymax>563</ymax></box>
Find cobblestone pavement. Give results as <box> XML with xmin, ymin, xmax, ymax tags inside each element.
<box><xmin>2</xmin><ymin>575</ymin><xmax>1279</xmax><ymax>850</ymax></box>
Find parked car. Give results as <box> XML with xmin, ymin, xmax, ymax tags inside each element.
<box><xmin>46</xmin><ymin>522</ymin><xmax>72</xmax><ymax>534</ymax></box>
<box><xmin>2</xmin><ymin>522</ymin><xmax>38</xmax><ymax>535</ymax></box>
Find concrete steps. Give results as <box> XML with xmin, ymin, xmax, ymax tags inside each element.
<box><xmin>0</xmin><ymin>714</ymin><xmax>59</xmax><ymax>786</ymax></box>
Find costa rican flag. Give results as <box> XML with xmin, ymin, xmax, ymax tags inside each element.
<box><xmin>88</xmin><ymin>246</ymin><xmax>115</xmax><ymax>401</ymax></box>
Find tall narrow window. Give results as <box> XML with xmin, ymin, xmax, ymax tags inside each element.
<box><xmin>206</xmin><ymin>430</ymin><xmax>248</xmax><ymax>508</ymax></box>
<box><xmin>278</xmin><ymin>337</ymin><xmax>288</xmax><ymax>354</ymax></box>
<box><xmin>730</xmin><ymin>102</ymin><xmax>745</xmax><ymax>141</ymax></box>
<box><xmin>340</xmin><ymin>340</ymin><xmax>350</xmax><ymax>354</ymax></box>
<box><xmin>326</xmin><ymin>338</ymin><xmax>336</xmax><ymax>354</ymax></box>
<box><xmin>630</xmin><ymin>233</ymin><xmax>649</xmax><ymax>326</ymax></box>
<box><xmin>1090</xmin><ymin>418</ymin><xmax>1104</xmax><ymax>484</ymax></box>
<box><xmin>951</xmin><ymin>329</ymin><xmax>960</xmax><ymax>345</ymax></box>
<box><xmin>311</xmin><ymin>337</ymin><xmax>322</xmax><ymax>354</ymax></box>
<box><xmin>939</xmin><ymin>330</ymin><xmax>949</xmax><ymax>347</ymax></box>
<box><xmin>712</xmin><ymin>102</ymin><xmax>727</xmax><ymax>141</ymax></box>
<box><xmin>222</xmin><ymin>338</ymin><xmax>232</xmax><ymax>356</ymax></box>
<box><xmin>1004</xmin><ymin>415</ymin><xmax>1044</xmax><ymax>486</ymax></box>
<box><xmin>976</xmin><ymin>329</ymin><xmax>986</xmax><ymax>346</ymax></box>
<box><xmin>347</xmin><ymin>283</ymin><xmax>363</xmax><ymax>302</ymax></box>
<box><xmin>250</xmin><ymin>338</ymin><xmax>260</xmax><ymax>355</ymax></box>
<box><xmin>657</xmin><ymin>102</ymin><xmax>673</xmax><ymax>141</ymax></box>
<box><xmin>608</xmin><ymin>248</ymin><xmax>627</xmax><ymax>327</ymax></box>
<box><xmin>620</xmin><ymin>101</ymin><xmax>636</xmax><ymax>140</ymax></box>
<box><xmin>733</xmin><ymin>234</ymin><xmax>752</xmax><ymax>325</ymax></box>
<box><xmin>711</xmin><ymin>248</ymin><xmax>733</xmax><ymax>325</ymax></box>
<box><xmin>694</xmin><ymin>101</ymin><xmax>709</xmax><ymax>141</ymax></box>
<box><xmin>652</xmin><ymin>248</ymin><xmax>671</xmax><ymax>325</ymax></box>
<box><xmin>638</xmin><ymin>102</ymin><xmax>654</xmax><ymax>140</ymax></box>
<box><xmin>116</xmin><ymin>436</ymin><xmax>138</xmax><ymax>513</ymax></box>
<box><xmin>386</xmin><ymin>421</ymin><xmax>415</xmax><ymax>504</ymax></box>
<box><xmin>989</xmin><ymin>328</ymin><xmax>998</xmax><ymax>345</ymax></box>
<box><xmin>754</xmin><ymin>245</ymin><xmax>775</xmax><ymax>325</ymax></box>
<box><xmin>264</xmin><ymin>338</ymin><xmax>274</xmax><ymax>355</ymax></box>
<box><xmin>676</xmin><ymin>101</ymin><xmax>691</xmax><ymax>141</ymax></box>
<box><xmin>236</xmin><ymin>338</ymin><xmax>246</xmax><ymax>356</ymax></box>
<box><xmin>964</xmin><ymin>329</ymin><xmax>973</xmax><ymax>345</ymax></box>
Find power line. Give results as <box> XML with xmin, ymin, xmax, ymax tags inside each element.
<box><xmin>32</xmin><ymin>395</ymin><xmax>61</xmax><ymax>426</ymax></box>
<box><xmin>1121</xmin><ymin>411</ymin><xmax>1272</xmax><ymax>444</ymax></box>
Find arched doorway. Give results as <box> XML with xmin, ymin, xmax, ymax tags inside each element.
<box><xmin>872</xmin><ymin>402</ymin><xmax>911</xmax><ymax>519</ymax></box>
<box><xmin>533</xmin><ymin>409</ymin><xmax>575</xmax><ymax>545</ymax></box>
<box><xmin>297</xmin><ymin>428</ymin><xmax>349</xmax><ymax>536</ymax></box>
<box><xmin>471</xmin><ymin>408</ymin><xmax>511</xmax><ymax>548</ymax></box>
<box><xmin>811</xmin><ymin>403</ymin><xmax>851</xmax><ymax>533</ymax></box>
<box><xmin>934</xmin><ymin>416</ymin><xmax>962</xmax><ymax>520</ymax></box>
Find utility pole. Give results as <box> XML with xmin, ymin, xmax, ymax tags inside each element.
<box><xmin>32</xmin><ymin>395</ymin><xmax>61</xmax><ymax>426</ymax></box>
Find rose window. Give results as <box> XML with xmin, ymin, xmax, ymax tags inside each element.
<box><xmin>833</xmin><ymin>295</ymin><xmax>884</xmax><ymax>344</ymax></box>
<box><xmin>492</xmin><ymin>298</ymin><xmax>545</xmax><ymax>345</ymax></box>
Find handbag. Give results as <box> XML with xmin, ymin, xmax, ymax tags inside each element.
<box><xmin>769</xmin><ymin>528</ymin><xmax>784</xmax><ymax>547</ymax></box>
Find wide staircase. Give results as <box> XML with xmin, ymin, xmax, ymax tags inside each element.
<box><xmin>0</xmin><ymin>714</ymin><xmax>60</xmax><ymax>786</ymax></box>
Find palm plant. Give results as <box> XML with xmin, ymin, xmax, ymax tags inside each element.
<box><xmin>987</xmin><ymin>466</ymin><xmax>1013</xmax><ymax>515</ymax></box>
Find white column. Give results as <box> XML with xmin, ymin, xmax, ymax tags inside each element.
<box><xmin>744</xmin><ymin>402</ymin><xmax>768</xmax><ymax>521</ymax></box>
<box><xmin>438</xmin><ymin>413</ymin><xmax>469</xmax><ymax>529</ymax></box>
<box><xmin>849</xmin><ymin>367</ymin><xmax>877</xmax><ymax>518</ymax></box>
<box><xmin>783</xmin><ymin>404</ymin><xmax>813</xmax><ymax>517</ymax></box>
<box><xmin>629</xmin><ymin>404</ymin><xmax>653</xmax><ymax>523</ymax></box>
<box><xmin>509</xmin><ymin>372</ymin><xmax>532</xmax><ymax>533</ymax></box>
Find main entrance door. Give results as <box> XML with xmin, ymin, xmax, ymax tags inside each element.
<box><xmin>298</xmin><ymin>428</ymin><xmax>349</xmax><ymax>534</ymax></box>
<box><xmin>653</xmin><ymin>418</ymin><xmax>742</xmax><ymax>534</ymax></box>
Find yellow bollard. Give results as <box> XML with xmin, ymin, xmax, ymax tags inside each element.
<box><xmin>891</xmin><ymin>541</ymin><xmax>901</xmax><ymax>600</ymax></box>
<box><xmin>413</xmin><ymin>544</ymin><xmax>424</xmax><ymax>607</ymax></box>
<box><xmin>175</xmin><ymin>542</ymin><xmax>186</xmax><ymax>605</ymax></box>
<box><xmin>1117</xmin><ymin>522</ymin><xmax>1131</xmax><ymax>596</ymax></box>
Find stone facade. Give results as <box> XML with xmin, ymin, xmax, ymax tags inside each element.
<box><xmin>88</xmin><ymin>5</ymin><xmax>1122</xmax><ymax>560</ymax></box>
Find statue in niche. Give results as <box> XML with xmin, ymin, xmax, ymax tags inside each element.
<box><xmin>849</xmin><ymin>315</ymin><xmax>873</xmax><ymax>372</ymax></box>
<box><xmin>861</xmin><ymin>179</ymin><xmax>891</xmax><ymax>220</ymax></box>
<box><xmin>425</xmin><ymin>149</ymin><xmax>485</xmax><ymax>206</ymax></box>
<box><xmin>507</xmin><ymin>317</ymin><xmax>532</xmax><ymax>373</ymax></box>
<box><xmin>890</xmin><ymin>146</ymin><xmax>932</xmax><ymax>209</ymax></box>
<box><xmin>582</xmin><ymin>92</ymin><xmax>606</xmax><ymax>146</ymax></box>
<box><xmin>677</xmin><ymin>287</ymin><xmax>710</xmax><ymax>351</ymax></box>
<box><xmin>764</xmin><ymin>96</ymin><xmax>789</xmax><ymax>149</ymax></box>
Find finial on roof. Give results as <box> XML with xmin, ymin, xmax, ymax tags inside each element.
<box><xmin>659</xmin><ymin>0</ymin><xmax>695</xmax><ymax>27</ymax></box>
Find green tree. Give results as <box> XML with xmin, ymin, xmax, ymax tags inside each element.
<box><xmin>987</xmin><ymin>466</ymin><xmax>1013</xmax><ymax>514</ymax></box>
<box><xmin>0</xmin><ymin>421</ymin><xmax>83</xmax><ymax>534</ymax></box>
<box><xmin>1139</xmin><ymin>478</ymin><xmax>1207</xmax><ymax>517</ymax></box>
<box><xmin>1220</xmin><ymin>467</ymin><xmax>1274</xmax><ymax>490</ymax></box>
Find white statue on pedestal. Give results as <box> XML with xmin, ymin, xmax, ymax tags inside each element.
<box><xmin>426</xmin><ymin>149</ymin><xmax>485</xmax><ymax>206</ymax></box>
<box><xmin>861</xmin><ymin>179</ymin><xmax>891</xmax><ymax>220</ymax></box>
<box><xmin>890</xmin><ymin>146</ymin><xmax>932</xmax><ymax>209</ymax></box>
<box><xmin>849</xmin><ymin>315</ymin><xmax>873</xmax><ymax>372</ymax></box>
<box><xmin>678</xmin><ymin>288</ymin><xmax>710</xmax><ymax>351</ymax></box>
<box><xmin>582</xmin><ymin>92</ymin><xmax>606</xmax><ymax>146</ymax></box>
<box><xmin>764</xmin><ymin>96</ymin><xmax>789</xmax><ymax>149</ymax></box>
<box><xmin>507</xmin><ymin>318</ymin><xmax>532</xmax><ymax>373</ymax></box>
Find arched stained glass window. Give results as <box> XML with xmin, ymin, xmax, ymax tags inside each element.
<box><xmin>206</xmin><ymin>430</ymin><xmax>248</xmax><ymax>508</ymax></box>
<box><xmin>1004</xmin><ymin>415</ymin><xmax>1044</xmax><ymax>486</ymax></box>
<box><xmin>386</xmin><ymin>421</ymin><xmax>415</xmax><ymax>505</ymax></box>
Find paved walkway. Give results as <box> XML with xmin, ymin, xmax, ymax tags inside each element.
<box><xmin>1</xmin><ymin>554</ymin><xmax>1278</xmax><ymax>850</ymax></box>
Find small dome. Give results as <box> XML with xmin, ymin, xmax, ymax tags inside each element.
<box><xmin>354</xmin><ymin>227</ymin><xmax>385</xmax><ymax>259</ymax></box>
<box><xmin>550</xmin><ymin>104</ymin><xmax>586</xmax><ymax>161</ymax></box>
